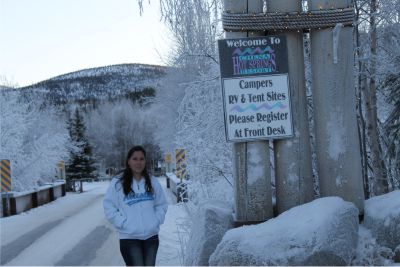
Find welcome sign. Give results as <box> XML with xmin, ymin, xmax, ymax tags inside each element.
<box><xmin>218</xmin><ymin>36</ymin><xmax>293</xmax><ymax>142</ymax></box>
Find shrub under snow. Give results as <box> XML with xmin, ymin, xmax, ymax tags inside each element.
<box><xmin>0</xmin><ymin>93</ymin><xmax>70</xmax><ymax>191</ymax></box>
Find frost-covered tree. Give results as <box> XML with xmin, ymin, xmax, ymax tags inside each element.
<box><xmin>382</xmin><ymin>70</ymin><xmax>400</xmax><ymax>190</ymax></box>
<box><xmin>150</xmin><ymin>0</ymin><xmax>234</xmax><ymax>203</ymax></box>
<box><xmin>159</xmin><ymin>0</ymin><xmax>221</xmax><ymax>71</ymax></box>
<box><xmin>151</xmin><ymin>68</ymin><xmax>193</xmax><ymax>153</ymax></box>
<box><xmin>355</xmin><ymin>0</ymin><xmax>388</xmax><ymax>195</ymax></box>
<box><xmin>378</xmin><ymin>14</ymin><xmax>400</xmax><ymax>191</ymax></box>
<box><xmin>86</xmin><ymin>99</ymin><xmax>160</xmax><ymax>171</ymax></box>
<box><xmin>379</xmin><ymin>24</ymin><xmax>400</xmax><ymax>190</ymax></box>
<box><xmin>175</xmin><ymin>64</ymin><xmax>233</xmax><ymax>203</ymax></box>
<box><xmin>0</xmin><ymin>91</ymin><xmax>70</xmax><ymax>191</ymax></box>
<box><xmin>66</xmin><ymin>108</ymin><xmax>97</xmax><ymax>180</ymax></box>
<box><xmin>354</xmin><ymin>0</ymin><xmax>400</xmax><ymax>196</ymax></box>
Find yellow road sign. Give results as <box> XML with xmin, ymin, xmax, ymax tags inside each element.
<box><xmin>164</xmin><ymin>153</ymin><xmax>172</xmax><ymax>163</ymax></box>
<box><xmin>175</xmin><ymin>149</ymin><xmax>186</xmax><ymax>179</ymax></box>
<box><xmin>1</xmin><ymin>159</ymin><xmax>12</xmax><ymax>192</ymax></box>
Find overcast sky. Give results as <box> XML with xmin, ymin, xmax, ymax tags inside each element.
<box><xmin>0</xmin><ymin>0</ymin><xmax>172</xmax><ymax>87</ymax></box>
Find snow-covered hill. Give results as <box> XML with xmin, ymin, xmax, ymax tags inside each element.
<box><xmin>12</xmin><ymin>63</ymin><xmax>168</xmax><ymax>105</ymax></box>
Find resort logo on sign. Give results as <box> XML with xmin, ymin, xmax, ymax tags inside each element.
<box><xmin>218</xmin><ymin>36</ymin><xmax>293</xmax><ymax>142</ymax></box>
<box><xmin>219</xmin><ymin>36</ymin><xmax>288</xmax><ymax>79</ymax></box>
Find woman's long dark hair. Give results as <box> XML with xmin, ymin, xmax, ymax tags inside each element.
<box><xmin>120</xmin><ymin>146</ymin><xmax>153</xmax><ymax>196</ymax></box>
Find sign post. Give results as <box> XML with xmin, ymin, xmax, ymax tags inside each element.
<box><xmin>175</xmin><ymin>149</ymin><xmax>186</xmax><ymax>181</ymax></box>
<box><xmin>57</xmin><ymin>160</ymin><xmax>66</xmax><ymax>180</ymax></box>
<box><xmin>165</xmin><ymin>153</ymin><xmax>172</xmax><ymax>188</ymax></box>
<box><xmin>164</xmin><ymin>153</ymin><xmax>172</xmax><ymax>173</ymax></box>
<box><xmin>220</xmin><ymin>0</ymin><xmax>364</xmax><ymax>219</ymax></box>
<box><xmin>309</xmin><ymin>0</ymin><xmax>365</xmax><ymax>212</ymax></box>
<box><xmin>267</xmin><ymin>0</ymin><xmax>314</xmax><ymax>215</ymax></box>
<box><xmin>1</xmin><ymin>159</ymin><xmax>12</xmax><ymax>217</ymax></box>
<box><xmin>219</xmin><ymin>5</ymin><xmax>287</xmax><ymax>222</ymax></box>
<box><xmin>1</xmin><ymin>159</ymin><xmax>11</xmax><ymax>192</ymax></box>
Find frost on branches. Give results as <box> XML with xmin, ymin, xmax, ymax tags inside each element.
<box><xmin>153</xmin><ymin>0</ymin><xmax>232</xmax><ymax>204</ymax></box>
<box><xmin>0</xmin><ymin>92</ymin><xmax>70</xmax><ymax>191</ymax></box>
<box><xmin>175</xmin><ymin>64</ymin><xmax>233</xmax><ymax>204</ymax></box>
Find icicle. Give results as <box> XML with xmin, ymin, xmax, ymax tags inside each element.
<box><xmin>332</xmin><ymin>23</ymin><xmax>343</xmax><ymax>64</ymax></box>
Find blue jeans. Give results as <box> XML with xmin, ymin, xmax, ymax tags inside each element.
<box><xmin>119</xmin><ymin>235</ymin><xmax>159</xmax><ymax>266</ymax></box>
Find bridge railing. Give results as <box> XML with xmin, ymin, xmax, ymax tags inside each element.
<box><xmin>1</xmin><ymin>178</ymin><xmax>112</xmax><ymax>217</ymax></box>
<box><xmin>1</xmin><ymin>180</ymin><xmax>66</xmax><ymax>217</ymax></box>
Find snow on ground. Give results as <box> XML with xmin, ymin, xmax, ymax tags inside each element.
<box><xmin>0</xmin><ymin>177</ymin><xmax>188</xmax><ymax>266</ymax></box>
<box><xmin>210</xmin><ymin>197</ymin><xmax>359</xmax><ymax>265</ymax></box>
<box><xmin>206</xmin><ymin>192</ymin><xmax>400</xmax><ymax>266</ymax></box>
<box><xmin>4</xmin><ymin>176</ymin><xmax>397</xmax><ymax>266</ymax></box>
<box><xmin>1</xmin><ymin>182</ymin><xmax>108</xmax><ymax>246</ymax></box>
<box><xmin>352</xmin><ymin>225</ymin><xmax>394</xmax><ymax>266</ymax></box>
<box><xmin>157</xmin><ymin>176</ymin><xmax>191</xmax><ymax>266</ymax></box>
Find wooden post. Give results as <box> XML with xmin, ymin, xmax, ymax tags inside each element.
<box><xmin>32</xmin><ymin>192</ymin><xmax>38</xmax><ymax>208</ymax></box>
<box><xmin>61</xmin><ymin>183</ymin><xmax>66</xmax><ymax>196</ymax></box>
<box><xmin>309</xmin><ymin>0</ymin><xmax>365</xmax><ymax>213</ymax></box>
<box><xmin>49</xmin><ymin>187</ymin><xmax>55</xmax><ymax>201</ymax></box>
<box><xmin>267</xmin><ymin>0</ymin><xmax>314</xmax><ymax>214</ymax></box>
<box><xmin>166</xmin><ymin>162</ymin><xmax>171</xmax><ymax>188</ymax></box>
<box><xmin>224</xmin><ymin>0</ymin><xmax>274</xmax><ymax>225</ymax></box>
<box><xmin>2</xmin><ymin>195</ymin><xmax>10</xmax><ymax>217</ymax></box>
<box><xmin>10</xmin><ymin>196</ymin><xmax>17</xmax><ymax>215</ymax></box>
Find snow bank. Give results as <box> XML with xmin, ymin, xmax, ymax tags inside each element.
<box><xmin>364</xmin><ymin>190</ymin><xmax>400</xmax><ymax>250</ymax></box>
<box><xmin>352</xmin><ymin>226</ymin><xmax>396</xmax><ymax>265</ymax></box>
<box><xmin>185</xmin><ymin>200</ymin><xmax>233</xmax><ymax>266</ymax></box>
<box><xmin>209</xmin><ymin>197</ymin><xmax>359</xmax><ymax>266</ymax></box>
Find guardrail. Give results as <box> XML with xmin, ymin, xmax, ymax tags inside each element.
<box><xmin>0</xmin><ymin>178</ymin><xmax>113</xmax><ymax>217</ymax></box>
<box><xmin>165</xmin><ymin>172</ymin><xmax>188</xmax><ymax>203</ymax></box>
<box><xmin>1</xmin><ymin>181</ymin><xmax>66</xmax><ymax>217</ymax></box>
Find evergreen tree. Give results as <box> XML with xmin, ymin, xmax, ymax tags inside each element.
<box><xmin>66</xmin><ymin>108</ymin><xmax>97</xmax><ymax>181</ymax></box>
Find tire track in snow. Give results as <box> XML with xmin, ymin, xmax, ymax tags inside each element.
<box><xmin>4</xmin><ymin>194</ymin><xmax>105</xmax><ymax>266</ymax></box>
<box><xmin>55</xmin><ymin>225</ymin><xmax>112</xmax><ymax>266</ymax></box>
<box><xmin>1</xmin><ymin>192</ymin><xmax>105</xmax><ymax>265</ymax></box>
<box><xmin>0</xmin><ymin>219</ymin><xmax>63</xmax><ymax>265</ymax></box>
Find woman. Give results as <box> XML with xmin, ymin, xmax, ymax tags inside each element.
<box><xmin>103</xmin><ymin>146</ymin><xmax>168</xmax><ymax>266</ymax></box>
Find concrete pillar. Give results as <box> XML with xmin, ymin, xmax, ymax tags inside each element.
<box><xmin>224</xmin><ymin>0</ymin><xmax>274</xmax><ymax>224</ymax></box>
<box><xmin>267</xmin><ymin>0</ymin><xmax>314</xmax><ymax>214</ymax></box>
<box><xmin>309</xmin><ymin>0</ymin><xmax>365</xmax><ymax>213</ymax></box>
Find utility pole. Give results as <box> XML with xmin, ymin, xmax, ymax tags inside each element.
<box><xmin>223</xmin><ymin>0</ymin><xmax>273</xmax><ymax>225</ymax></box>
<box><xmin>309</xmin><ymin>0</ymin><xmax>365</xmax><ymax>212</ymax></box>
<box><xmin>267</xmin><ymin>0</ymin><xmax>314</xmax><ymax>214</ymax></box>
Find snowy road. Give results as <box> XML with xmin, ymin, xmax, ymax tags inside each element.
<box><xmin>0</xmin><ymin>177</ymin><xmax>188</xmax><ymax>266</ymax></box>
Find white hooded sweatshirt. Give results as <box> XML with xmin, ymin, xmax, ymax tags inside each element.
<box><xmin>103</xmin><ymin>176</ymin><xmax>168</xmax><ymax>240</ymax></box>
